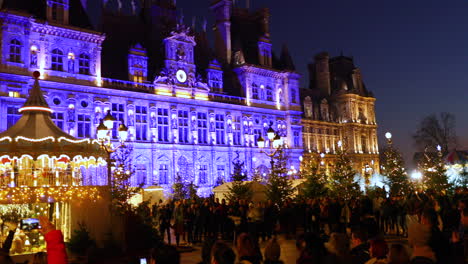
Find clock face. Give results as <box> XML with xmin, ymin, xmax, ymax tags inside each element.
<box><xmin>176</xmin><ymin>69</ymin><xmax>187</xmax><ymax>83</ymax></box>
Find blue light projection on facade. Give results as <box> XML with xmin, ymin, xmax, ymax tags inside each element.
<box><xmin>0</xmin><ymin>0</ymin><xmax>303</xmax><ymax>196</ymax></box>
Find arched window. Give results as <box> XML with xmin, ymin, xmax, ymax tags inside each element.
<box><xmin>51</xmin><ymin>49</ymin><xmax>64</xmax><ymax>71</ymax></box>
<box><xmin>9</xmin><ymin>39</ymin><xmax>22</xmax><ymax>63</ymax></box>
<box><xmin>78</xmin><ymin>54</ymin><xmax>90</xmax><ymax>75</ymax></box>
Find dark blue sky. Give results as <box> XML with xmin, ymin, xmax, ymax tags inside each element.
<box><xmin>93</xmin><ymin>0</ymin><xmax>467</xmax><ymax>167</ymax></box>
<box><xmin>178</xmin><ymin>0</ymin><xmax>468</xmax><ymax>167</ymax></box>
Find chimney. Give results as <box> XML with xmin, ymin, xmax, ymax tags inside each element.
<box><xmin>210</xmin><ymin>0</ymin><xmax>233</xmax><ymax>64</ymax></box>
<box><xmin>314</xmin><ymin>52</ymin><xmax>331</xmax><ymax>96</ymax></box>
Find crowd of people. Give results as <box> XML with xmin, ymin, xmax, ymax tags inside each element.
<box><xmin>144</xmin><ymin>188</ymin><xmax>468</xmax><ymax>264</ymax></box>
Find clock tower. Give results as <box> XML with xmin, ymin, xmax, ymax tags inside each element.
<box><xmin>154</xmin><ymin>25</ymin><xmax>210</xmax><ymax>100</ymax></box>
<box><xmin>163</xmin><ymin>25</ymin><xmax>197</xmax><ymax>86</ymax></box>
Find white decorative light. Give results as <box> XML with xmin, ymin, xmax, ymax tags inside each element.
<box><xmin>15</xmin><ymin>136</ymin><xmax>55</xmax><ymax>143</ymax></box>
<box><xmin>411</xmin><ymin>171</ymin><xmax>422</xmax><ymax>180</ymax></box>
<box><xmin>337</xmin><ymin>141</ymin><xmax>342</xmax><ymax>147</ymax></box>
<box><xmin>385</xmin><ymin>132</ymin><xmax>392</xmax><ymax>140</ymax></box>
<box><xmin>18</xmin><ymin>106</ymin><xmax>53</xmax><ymax>113</ymax></box>
<box><xmin>436</xmin><ymin>145</ymin><xmax>442</xmax><ymax>152</ymax></box>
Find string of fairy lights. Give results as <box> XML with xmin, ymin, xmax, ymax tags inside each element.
<box><xmin>0</xmin><ymin>186</ymin><xmax>102</xmax><ymax>204</ymax></box>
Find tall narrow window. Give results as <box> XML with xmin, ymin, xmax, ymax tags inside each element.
<box><xmin>159</xmin><ymin>164</ymin><xmax>168</xmax><ymax>184</ymax></box>
<box><xmin>157</xmin><ymin>108</ymin><xmax>169</xmax><ymax>142</ymax></box>
<box><xmin>135</xmin><ymin>164</ymin><xmax>147</xmax><ymax>186</ymax></box>
<box><xmin>111</xmin><ymin>103</ymin><xmax>125</xmax><ymax>139</ymax></box>
<box><xmin>77</xmin><ymin>114</ymin><xmax>91</xmax><ymax>138</ymax></box>
<box><xmin>266</xmin><ymin>86</ymin><xmax>273</xmax><ymax>101</ymax></box>
<box><xmin>217</xmin><ymin>165</ymin><xmax>225</xmax><ymax>181</ymax></box>
<box><xmin>135</xmin><ymin>106</ymin><xmax>148</xmax><ymax>141</ymax></box>
<box><xmin>199</xmin><ymin>165</ymin><xmax>208</xmax><ymax>185</ymax></box>
<box><xmin>291</xmin><ymin>89</ymin><xmax>297</xmax><ymax>103</ymax></box>
<box><xmin>178</xmin><ymin>110</ymin><xmax>189</xmax><ymax>143</ymax></box>
<box><xmin>293</xmin><ymin>130</ymin><xmax>300</xmax><ymax>148</ymax></box>
<box><xmin>233</xmin><ymin>116</ymin><xmax>242</xmax><ymax>146</ymax></box>
<box><xmin>215</xmin><ymin>114</ymin><xmax>225</xmax><ymax>145</ymax></box>
<box><xmin>7</xmin><ymin>106</ymin><xmax>20</xmax><ymax>129</ymax></box>
<box><xmin>133</xmin><ymin>65</ymin><xmax>144</xmax><ymax>83</ymax></box>
<box><xmin>197</xmin><ymin>113</ymin><xmax>208</xmax><ymax>144</ymax></box>
<box><xmin>51</xmin><ymin>112</ymin><xmax>65</xmax><ymax>130</ymax></box>
<box><xmin>254</xmin><ymin>128</ymin><xmax>262</xmax><ymax>146</ymax></box>
<box><xmin>252</xmin><ymin>84</ymin><xmax>259</xmax><ymax>100</ymax></box>
<box><xmin>51</xmin><ymin>49</ymin><xmax>64</xmax><ymax>71</ymax></box>
<box><xmin>9</xmin><ymin>39</ymin><xmax>21</xmax><ymax>63</ymax></box>
<box><xmin>78</xmin><ymin>54</ymin><xmax>90</xmax><ymax>75</ymax></box>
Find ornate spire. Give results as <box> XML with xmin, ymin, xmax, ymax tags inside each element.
<box><xmin>19</xmin><ymin>71</ymin><xmax>52</xmax><ymax>113</ymax></box>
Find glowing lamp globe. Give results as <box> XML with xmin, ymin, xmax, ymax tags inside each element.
<box><xmin>103</xmin><ymin>110</ymin><xmax>115</xmax><ymax>130</ymax></box>
<box><xmin>411</xmin><ymin>171</ymin><xmax>422</xmax><ymax>180</ymax></box>
<box><xmin>436</xmin><ymin>145</ymin><xmax>442</xmax><ymax>152</ymax></box>
<box><xmin>385</xmin><ymin>132</ymin><xmax>392</xmax><ymax>140</ymax></box>
<box><xmin>97</xmin><ymin>120</ymin><xmax>108</xmax><ymax>140</ymax></box>
<box><xmin>337</xmin><ymin>141</ymin><xmax>342</xmax><ymax>148</ymax></box>
<box><xmin>257</xmin><ymin>136</ymin><xmax>265</xmax><ymax>148</ymax></box>
<box><xmin>267</xmin><ymin>126</ymin><xmax>275</xmax><ymax>141</ymax></box>
<box><xmin>118</xmin><ymin>124</ymin><xmax>129</xmax><ymax>142</ymax></box>
<box><xmin>273</xmin><ymin>134</ymin><xmax>281</xmax><ymax>148</ymax></box>
<box><xmin>320</xmin><ymin>153</ymin><xmax>325</xmax><ymax>158</ymax></box>
<box><xmin>299</xmin><ymin>156</ymin><xmax>303</xmax><ymax>162</ymax></box>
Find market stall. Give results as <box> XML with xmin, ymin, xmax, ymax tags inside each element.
<box><xmin>0</xmin><ymin>72</ymin><xmax>107</xmax><ymax>256</ymax></box>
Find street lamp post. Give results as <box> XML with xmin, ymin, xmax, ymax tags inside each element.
<box><xmin>97</xmin><ymin>110</ymin><xmax>128</xmax><ymax>187</ymax></box>
<box><xmin>257</xmin><ymin>126</ymin><xmax>282</xmax><ymax>169</ymax></box>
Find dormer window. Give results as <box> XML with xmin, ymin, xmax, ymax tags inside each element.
<box><xmin>9</xmin><ymin>39</ymin><xmax>22</xmax><ymax>63</ymax></box>
<box><xmin>47</xmin><ymin>0</ymin><xmax>69</xmax><ymax>25</ymax></box>
<box><xmin>128</xmin><ymin>44</ymin><xmax>148</xmax><ymax>83</ymax></box>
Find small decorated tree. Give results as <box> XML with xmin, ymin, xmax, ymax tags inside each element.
<box><xmin>419</xmin><ymin>146</ymin><xmax>450</xmax><ymax>193</ymax></box>
<box><xmin>381</xmin><ymin>136</ymin><xmax>410</xmax><ymax>196</ymax></box>
<box><xmin>172</xmin><ymin>173</ymin><xmax>188</xmax><ymax>200</ymax></box>
<box><xmin>300</xmin><ymin>153</ymin><xmax>328</xmax><ymax>198</ymax></box>
<box><xmin>265</xmin><ymin>148</ymin><xmax>294</xmax><ymax>205</ymax></box>
<box><xmin>226</xmin><ymin>152</ymin><xmax>252</xmax><ymax>201</ymax></box>
<box><xmin>328</xmin><ymin>142</ymin><xmax>361</xmax><ymax>201</ymax></box>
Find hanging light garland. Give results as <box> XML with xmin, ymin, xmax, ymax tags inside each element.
<box><xmin>0</xmin><ymin>186</ymin><xmax>102</xmax><ymax>204</ymax></box>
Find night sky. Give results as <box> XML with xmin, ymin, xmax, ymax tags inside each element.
<box><xmin>78</xmin><ymin>0</ymin><xmax>468</xmax><ymax>167</ymax></box>
<box><xmin>176</xmin><ymin>0</ymin><xmax>468</xmax><ymax>167</ymax></box>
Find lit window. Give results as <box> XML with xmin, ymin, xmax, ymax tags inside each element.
<box><xmin>266</xmin><ymin>86</ymin><xmax>273</xmax><ymax>101</ymax></box>
<box><xmin>217</xmin><ymin>165</ymin><xmax>225</xmax><ymax>182</ymax></box>
<box><xmin>111</xmin><ymin>103</ymin><xmax>125</xmax><ymax>139</ymax></box>
<box><xmin>233</xmin><ymin>116</ymin><xmax>242</xmax><ymax>146</ymax></box>
<box><xmin>51</xmin><ymin>49</ymin><xmax>64</xmax><ymax>71</ymax></box>
<box><xmin>9</xmin><ymin>39</ymin><xmax>22</xmax><ymax>63</ymax></box>
<box><xmin>252</xmin><ymin>83</ymin><xmax>259</xmax><ymax>100</ymax></box>
<box><xmin>78</xmin><ymin>54</ymin><xmax>90</xmax><ymax>75</ymax></box>
<box><xmin>293</xmin><ymin>130</ymin><xmax>301</xmax><ymax>148</ymax></box>
<box><xmin>51</xmin><ymin>112</ymin><xmax>65</xmax><ymax>130</ymax></box>
<box><xmin>135</xmin><ymin>164</ymin><xmax>147</xmax><ymax>186</ymax></box>
<box><xmin>8</xmin><ymin>91</ymin><xmax>20</xmax><ymax>98</ymax></box>
<box><xmin>77</xmin><ymin>114</ymin><xmax>91</xmax><ymax>138</ymax></box>
<box><xmin>199</xmin><ymin>165</ymin><xmax>208</xmax><ymax>185</ymax></box>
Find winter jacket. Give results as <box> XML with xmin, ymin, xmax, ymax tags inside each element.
<box><xmin>45</xmin><ymin>230</ymin><xmax>68</xmax><ymax>264</ymax></box>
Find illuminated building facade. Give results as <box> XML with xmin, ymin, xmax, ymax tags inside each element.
<box><xmin>301</xmin><ymin>52</ymin><xmax>380</xmax><ymax>175</ymax></box>
<box><xmin>0</xmin><ymin>0</ymin><xmax>302</xmax><ymax>195</ymax></box>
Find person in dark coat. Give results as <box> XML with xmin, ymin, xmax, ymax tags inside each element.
<box><xmin>350</xmin><ymin>229</ymin><xmax>370</xmax><ymax>264</ymax></box>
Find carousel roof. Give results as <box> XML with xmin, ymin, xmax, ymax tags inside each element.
<box><xmin>0</xmin><ymin>72</ymin><xmax>106</xmax><ymax>159</ymax></box>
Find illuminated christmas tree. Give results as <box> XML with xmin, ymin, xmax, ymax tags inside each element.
<box><xmin>226</xmin><ymin>152</ymin><xmax>252</xmax><ymax>201</ymax></box>
<box><xmin>265</xmin><ymin>148</ymin><xmax>294</xmax><ymax>205</ymax></box>
<box><xmin>328</xmin><ymin>141</ymin><xmax>361</xmax><ymax>200</ymax></box>
<box><xmin>418</xmin><ymin>145</ymin><xmax>450</xmax><ymax>193</ymax></box>
<box><xmin>300</xmin><ymin>152</ymin><xmax>328</xmax><ymax>198</ymax></box>
<box><xmin>381</xmin><ymin>132</ymin><xmax>410</xmax><ymax>196</ymax></box>
<box><xmin>172</xmin><ymin>172</ymin><xmax>188</xmax><ymax>200</ymax></box>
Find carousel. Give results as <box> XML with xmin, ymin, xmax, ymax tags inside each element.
<box><xmin>0</xmin><ymin>71</ymin><xmax>107</xmax><ymax>255</ymax></box>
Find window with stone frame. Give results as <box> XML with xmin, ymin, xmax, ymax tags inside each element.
<box><xmin>132</xmin><ymin>65</ymin><xmax>144</xmax><ymax>83</ymax></box>
<box><xmin>158</xmin><ymin>164</ymin><xmax>168</xmax><ymax>184</ymax></box>
<box><xmin>197</xmin><ymin>112</ymin><xmax>208</xmax><ymax>144</ymax></box>
<box><xmin>7</xmin><ymin>106</ymin><xmax>20</xmax><ymax>129</ymax></box>
<box><xmin>135</xmin><ymin>164</ymin><xmax>147</xmax><ymax>186</ymax></box>
<box><xmin>217</xmin><ymin>165</ymin><xmax>225</xmax><ymax>182</ymax></box>
<box><xmin>252</xmin><ymin>83</ymin><xmax>259</xmax><ymax>100</ymax></box>
<box><xmin>233</xmin><ymin>116</ymin><xmax>242</xmax><ymax>146</ymax></box>
<box><xmin>51</xmin><ymin>112</ymin><xmax>65</xmax><ymax>130</ymax></box>
<box><xmin>199</xmin><ymin>164</ymin><xmax>208</xmax><ymax>185</ymax></box>
<box><xmin>215</xmin><ymin>114</ymin><xmax>225</xmax><ymax>145</ymax></box>
<box><xmin>111</xmin><ymin>103</ymin><xmax>125</xmax><ymax>139</ymax></box>
<box><xmin>51</xmin><ymin>49</ymin><xmax>64</xmax><ymax>71</ymax></box>
<box><xmin>157</xmin><ymin>108</ymin><xmax>169</xmax><ymax>142</ymax></box>
<box><xmin>9</xmin><ymin>39</ymin><xmax>22</xmax><ymax>63</ymax></box>
<box><xmin>178</xmin><ymin>110</ymin><xmax>189</xmax><ymax>143</ymax></box>
<box><xmin>78</xmin><ymin>54</ymin><xmax>90</xmax><ymax>75</ymax></box>
<box><xmin>266</xmin><ymin>86</ymin><xmax>274</xmax><ymax>101</ymax></box>
<box><xmin>135</xmin><ymin>105</ymin><xmax>148</xmax><ymax>141</ymax></box>
<box><xmin>361</xmin><ymin>135</ymin><xmax>367</xmax><ymax>153</ymax></box>
<box><xmin>77</xmin><ymin>114</ymin><xmax>91</xmax><ymax>138</ymax></box>
<box><xmin>254</xmin><ymin>128</ymin><xmax>262</xmax><ymax>146</ymax></box>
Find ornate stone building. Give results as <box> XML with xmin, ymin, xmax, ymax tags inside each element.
<box><xmin>301</xmin><ymin>52</ymin><xmax>379</xmax><ymax>176</ymax></box>
<box><xmin>0</xmin><ymin>0</ymin><xmax>303</xmax><ymax>195</ymax></box>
